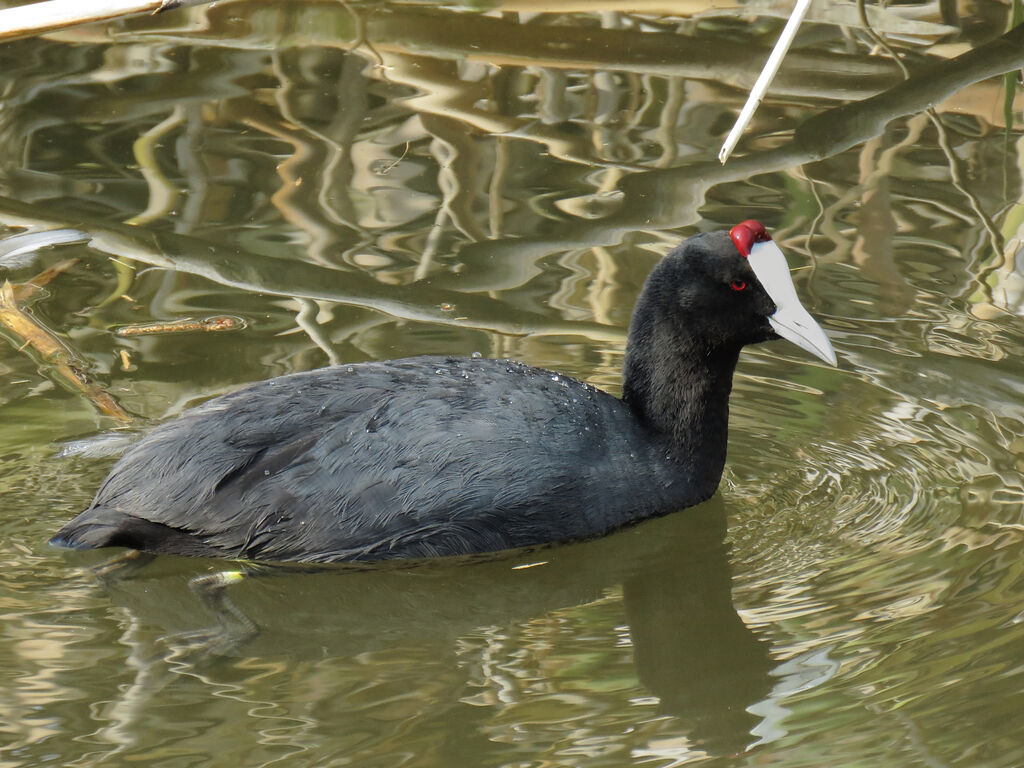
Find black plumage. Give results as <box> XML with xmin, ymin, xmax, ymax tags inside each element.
<box><xmin>51</xmin><ymin>229</ymin><xmax>826</xmax><ymax>563</ymax></box>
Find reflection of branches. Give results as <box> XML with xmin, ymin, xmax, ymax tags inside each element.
<box><xmin>272</xmin><ymin>48</ymin><xmax>371</xmax><ymax>247</ymax></box>
<box><xmin>794</xmin><ymin>24</ymin><xmax>1024</xmax><ymax>160</ymax></box>
<box><xmin>234</xmin><ymin>87</ymin><xmax>340</xmax><ymax>266</ymax></box>
<box><xmin>408</xmin><ymin>110</ymin><xmax>490</xmax><ymax>280</ymax></box>
<box><xmin>654</xmin><ymin>77</ymin><xmax>685</xmax><ymax>169</ymax></box>
<box><xmin>420</xmin><ymin>113</ymin><xmax>487</xmax><ymax>242</ymax></box>
<box><xmin>856</xmin><ymin>0</ymin><xmax>1003</xmax><ymax>257</ymax></box>
<box><xmin>176</xmin><ymin>103</ymin><xmax>211</xmax><ymax>235</ymax></box>
<box><xmin>850</xmin><ymin>136</ymin><xmax>917</xmax><ymax>316</ymax></box>
<box><xmin>930</xmin><ymin>114</ymin><xmax>1003</xmax><ymax>256</ymax></box>
<box><xmin>128</xmin><ymin>5</ymin><xmax>898</xmax><ymax>100</ymax></box>
<box><xmin>0</xmin><ymin>198</ymin><xmax>626</xmax><ymax>345</ymax></box>
<box><xmin>359</xmin><ymin>7</ymin><xmax>896</xmax><ymax>98</ymax></box>
<box><xmin>336</xmin><ymin>0</ymin><xmax>383</xmax><ymax>69</ymax></box>
<box><xmin>455</xmin><ymin>22</ymin><xmax>1024</xmax><ymax>288</ymax></box>
<box><xmin>488</xmin><ymin>136</ymin><xmax>510</xmax><ymax>240</ymax></box>
<box><xmin>71</xmin><ymin>3</ymin><xmax>899</xmax><ymax>181</ymax></box>
<box><xmin>5</xmin><ymin>2</ymin><xmax>1020</xmax><ymax>342</ymax></box>
<box><xmin>127</xmin><ymin>105</ymin><xmax>185</xmax><ymax>226</ymax></box>
<box><xmin>292</xmin><ymin>298</ymin><xmax>339</xmax><ymax>364</ymax></box>
<box><xmin>378</xmin><ymin>49</ymin><xmax>641</xmax><ymax>173</ymax></box>
<box><xmin>800</xmin><ymin>113</ymin><xmax>929</xmax><ymax>284</ymax></box>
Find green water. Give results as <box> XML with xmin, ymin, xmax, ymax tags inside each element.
<box><xmin>2</xmin><ymin>1</ymin><xmax>1024</xmax><ymax>765</ymax></box>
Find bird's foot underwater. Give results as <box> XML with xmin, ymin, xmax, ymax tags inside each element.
<box><xmin>157</xmin><ymin>570</ymin><xmax>261</xmax><ymax>661</ymax></box>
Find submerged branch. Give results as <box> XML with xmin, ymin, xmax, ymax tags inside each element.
<box><xmin>0</xmin><ymin>204</ymin><xmax>629</xmax><ymax>346</ymax></box>
<box><xmin>0</xmin><ymin>280</ymin><xmax>134</xmax><ymax>424</ymax></box>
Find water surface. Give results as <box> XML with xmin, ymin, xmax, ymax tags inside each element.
<box><xmin>2</xmin><ymin>1</ymin><xmax>1024</xmax><ymax>765</ymax></box>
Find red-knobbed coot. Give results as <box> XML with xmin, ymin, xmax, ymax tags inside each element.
<box><xmin>51</xmin><ymin>221</ymin><xmax>836</xmax><ymax>563</ymax></box>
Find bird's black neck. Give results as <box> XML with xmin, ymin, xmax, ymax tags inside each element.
<box><xmin>621</xmin><ymin>324</ymin><xmax>739</xmax><ymax>486</ymax></box>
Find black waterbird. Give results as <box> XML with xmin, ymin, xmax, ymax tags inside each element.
<box><xmin>52</xmin><ymin>221</ymin><xmax>836</xmax><ymax>563</ymax></box>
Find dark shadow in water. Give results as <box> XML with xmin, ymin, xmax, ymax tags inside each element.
<box><xmin>623</xmin><ymin>505</ymin><xmax>772</xmax><ymax>750</ymax></box>
<box><xmin>70</xmin><ymin>495</ymin><xmax>771</xmax><ymax>756</ymax></box>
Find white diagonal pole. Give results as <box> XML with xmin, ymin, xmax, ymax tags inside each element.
<box><xmin>0</xmin><ymin>0</ymin><xmax>216</xmax><ymax>43</ymax></box>
<box><xmin>718</xmin><ymin>0</ymin><xmax>813</xmax><ymax>164</ymax></box>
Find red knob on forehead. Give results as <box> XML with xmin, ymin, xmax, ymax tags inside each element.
<box><xmin>729</xmin><ymin>220</ymin><xmax>771</xmax><ymax>258</ymax></box>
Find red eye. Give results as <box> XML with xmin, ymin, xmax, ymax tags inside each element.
<box><xmin>730</xmin><ymin>279</ymin><xmax>747</xmax><ymax>292</ymax></box>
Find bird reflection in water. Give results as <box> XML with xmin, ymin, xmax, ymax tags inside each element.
<box><xmin>78</xmin><ymin>495</ymin><xmax>772</xmax><ymax>758</ymax></box>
